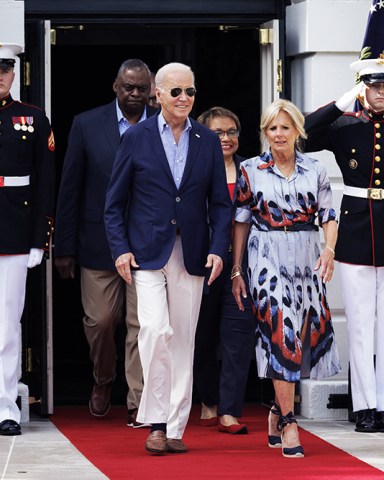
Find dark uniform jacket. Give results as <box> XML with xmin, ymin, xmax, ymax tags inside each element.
<box><xmin>0</xmin><ymin>94</ymin><xmax>55</xmax><ymax>254</ymax></box>
<box><xmin>54</xmin><ymin>100</ymin><xmax>158</xmax><ymax>270</ymax></box>
<box><xmin>305</xmin><ymin>102</ymin><xmax>384</xmax><ymax>266</ymax></box>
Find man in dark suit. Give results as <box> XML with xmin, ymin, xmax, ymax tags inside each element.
<box><xmin>54</xmin><ymin>59</ymin><xmax>157</xmax><ymax>425</ymax></box>
<box><xmin>104</xmin><ymin>62</ymin><xmax>232</xmax><ymax>454</ymax></box>
<box><xmin>0</xmin><ymin>43</ymin><xmax>55</xmax><ymax>436</ymax></box>
<box><xmin>305</xmin><ymin>56</ymin><xmax>384</xmax><ymax>433</ymax></box>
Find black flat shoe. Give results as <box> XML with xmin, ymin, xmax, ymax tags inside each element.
<box><xmin>355</xmin><ymin>409</ymin><xmax>376</xmax><ymax>432</ymax></box>
<box><xmin>375</xmin><ymin>411</ymin><xmax>384</xmax><ymax>432</ymax></box>
<box><xmin>0</xmin><ymin>419</ymin><xmax>22</xmax><ymax>436</ymax></box>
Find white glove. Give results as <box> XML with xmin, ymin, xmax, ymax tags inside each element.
<box><xmin>335</xmin><ymin>81</ymin><xmax>365</xmax><ymax>112</ymax></box>
<box><xmin>27</xmin><ymin>248</ymin><xmax>44</xmax><ymax>268</ymax></box>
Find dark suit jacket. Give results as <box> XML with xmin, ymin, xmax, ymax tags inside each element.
<box><xmin>54</xmin><ymin>100</ymin><xmax>157</xmax><ymax>270</ymax></box>
<box><xmin>104</xmin><ymin>114</ymin><xmax>232</xmax><ymax>276</ymax></box>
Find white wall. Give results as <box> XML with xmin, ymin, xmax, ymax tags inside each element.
<box><xmin>0</xmin><ymin>0</ymin><xmax>24</xmax><ymax>99</ymax></box>
<box><xmin>287</xmin><ymin>0</ymin><xmax>370</xmax><ymax>113</ymax></box>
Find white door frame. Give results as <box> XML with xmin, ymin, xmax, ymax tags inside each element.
<box><xmin>44</xmin><ymin>19</ymin><xmax>54</xmax><ymax>415</ymax></box>
<box><xmin>260</xmin><ymin>19</ymin><xmax>281</xmax><ymax>114</ymax></box>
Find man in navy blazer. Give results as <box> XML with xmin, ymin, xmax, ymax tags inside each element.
<box><xmin>54</xmin><ymin>59</ymin><xmax>157</xmax><ymax>425</ymax></box>
<box><xmin>105</xmin><ymin>62</ymin><xmax>232</xmax><ymax>454</ymax></box>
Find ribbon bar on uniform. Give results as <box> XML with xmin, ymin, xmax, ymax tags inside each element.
<box><xmin>344</xmin><ymin>185</ymin><xmax>383</xmax><ymax>200</ymax></box>
<box><xmin>0</xmin><ymin>175</ymin><xmax>30</xmax><ymax>187</ymax></box>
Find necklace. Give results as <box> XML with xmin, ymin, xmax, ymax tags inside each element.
<box><xmin>277</xmin><ymin>161</ymin><xmax>295</xmax><ymax>180</ymax></box>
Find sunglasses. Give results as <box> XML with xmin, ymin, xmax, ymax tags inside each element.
<box><xmin>164</xmin><ymin>87</ymin><xmax>197</xmax><ymax>98</ymax></box>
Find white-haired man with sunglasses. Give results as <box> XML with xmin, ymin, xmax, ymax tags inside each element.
<box><xmin>105</xmin><ymin>62</ymin><xmax>232</xmax><ymax>454</ymax></box>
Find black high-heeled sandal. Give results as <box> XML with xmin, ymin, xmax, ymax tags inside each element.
<box><xmin>268</xmin><ymin>402</ymin><xmax>282</xmax><ymax>448</ymax></box>
<box><xmin>277</xmin><ymin>411</ymin><xmax>304</xmax><ymax>458</ymax></box>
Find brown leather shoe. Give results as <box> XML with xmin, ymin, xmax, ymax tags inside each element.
<box><xmin>89</xmin><ymin>383</ymin><xmax>112</xmax><ymax>417</ymax></box>
<box><xmin>145</xmin><ymin>431</ymin><xmax>167</xmax><ymax>454</ymax></box>
<box><xmin>166</xmin><ymin>438</ymin><xmax>188</xmax><ymax>453</ymax></box>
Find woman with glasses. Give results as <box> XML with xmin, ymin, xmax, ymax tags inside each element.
<box><xmin>193</xmin><ymin>107</ymin><xmax>256</xmax><ymax>435</ymax></box>
<box><xmin>232</xmin><ymin>99</ymin><xmax>340</xmax><ymax>457</ymax></box>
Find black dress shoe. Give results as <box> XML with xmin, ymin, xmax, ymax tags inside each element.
<box><xmin>355</xmin><ymin>409</ymin><xmax>376</xmax><ymax>432</ymax></box>
<box><xmin>0</xmin><ymin>419</ymin><xmax>21</xmax><ymax>436</ymax></box>
<box><xmin>375</xmin><ymin>411</ymin><xmax>384</xmax><ymax>432</ymax></box>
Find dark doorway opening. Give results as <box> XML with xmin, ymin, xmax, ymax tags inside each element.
<box><xmin>28</xmin><ymin>22</ymin><xmax>263</xmax><ymax>406</ymax></box>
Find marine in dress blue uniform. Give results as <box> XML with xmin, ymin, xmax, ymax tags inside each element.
<box><xmin>0</xmin><ymin>43</ymin><xmax>55</xmax><ymax>436</ymax></box>
<box><xmin>305</xmin><ymin>55</ymin><xmax>384</xmax><ymax>433</ymax></box>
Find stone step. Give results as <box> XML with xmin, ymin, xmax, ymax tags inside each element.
<box><xmin>17</xmin><ymin>382</ymin><xmax>30</xmax><ymax>423</ymax></box>
<box><xmin>300</xmin><ymin>379</ymin><xmax>348</xmax><ymax>420</ymax></box>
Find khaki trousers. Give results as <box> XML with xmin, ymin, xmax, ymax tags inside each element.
<box><xmin>81</xmin><ymin>267</ymin><xmax>143</xmax><ymax>411</ymax></box>
<box><xmin>135</xmin><ymin>237</ymin><xmax>205</xmax><ymax>439</ymax></box>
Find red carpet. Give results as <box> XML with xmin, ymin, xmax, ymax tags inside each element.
<box><xmin>51</xmin><ymin>404</ymin><xmax>384</xmax><ymax>480</ymax></box>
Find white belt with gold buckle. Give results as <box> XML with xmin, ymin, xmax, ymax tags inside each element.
<box><xmin>0</xmin><ymin>175</ymin><xmax>30</xmax><ymax>187</ymax></box>
<box><xmin>344</xmin><ymin>185</ymin><xmax>383</xmax><ymax>200</ymax></box>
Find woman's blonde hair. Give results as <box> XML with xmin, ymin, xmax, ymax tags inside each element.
<box><xmin>260</xmin><ymin>99</ymin><xmax>307</xmax><ymax>152</ymax></box>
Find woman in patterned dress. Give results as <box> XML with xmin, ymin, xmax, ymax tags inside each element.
<box><xmin>231</xmin><ymin>99</ymin><xmax>340</xmax><ymax>458</ymax></box>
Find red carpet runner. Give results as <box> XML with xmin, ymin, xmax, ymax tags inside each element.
<box><xmin>51</xmin><ymin>404</ymin><xmax>383</xmax><ymax>480</ymax></box>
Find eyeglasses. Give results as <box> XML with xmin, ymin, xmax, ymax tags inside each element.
<box><xmin>163</xmin><ymin>87</ymin><xmax>197</xmax><ymax>98</ymax></box>
<box><xmin>213</xmin><ymin>129</ymin><xmax>240</xmax><ymax>139</ymax></box>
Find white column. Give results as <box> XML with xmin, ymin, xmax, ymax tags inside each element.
<box><xmin>286</xmin><ymin>0</ymin><xmax>371</xmax><ymax>418</ymax></box>
<box><xmin>0</xmin><ymin>0</ymin><xmax>25</xmax><ymax>98</ymax></box>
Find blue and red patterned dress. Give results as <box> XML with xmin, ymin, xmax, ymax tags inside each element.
<box><xmin>235</xmin><ymin>150</ymin><xmax>341</xmax><ymax>382</ymax></box>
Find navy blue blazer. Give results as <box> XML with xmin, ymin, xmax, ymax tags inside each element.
<box><xmin>104</xmin><ymin>114</ymin><xmax>232</xmax><ymax>276</ymax></box>
<box><xmin>54</xmin><ymin>100</ymin><xmax>157</xmax><ymax>270</ymax></box>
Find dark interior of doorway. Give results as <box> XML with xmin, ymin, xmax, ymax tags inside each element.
<box><xmin>49</xmin><ymin>24</ymin><xmax>263</xmax><ymax>406</ymax></box>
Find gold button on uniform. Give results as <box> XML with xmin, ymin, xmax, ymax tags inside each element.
<box><xmin>375</xmin><ymin>144</ymin><xmax>381</xmax><ymax>150</ymax></box>
<box><xmin>377</xmin><ymin>133</ymin><xmax>382</xmax><ymax>138</ymax></box>
<box><xmin>375</xmin><ymin>123</ymin><xmax>381</xmax><ymax>128</ymax></box>
<box><xmin>351</xmin><ymin>148</ymin><xmax>356</xmax><ymax>153</ymax></box>
<box><xmin>375</xmin><ymin>179</ymin><xmax>381</xmax><ymax>186</ymax></box>
<box><xmin>375</xmin><ymin>156</ymin><xmax>381</xmax><ymax>162</ymax></box>
<box><xmin>375</xmin><ymin>168</ymin><xmax>380</xmax><ymax>174</ymax></box>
